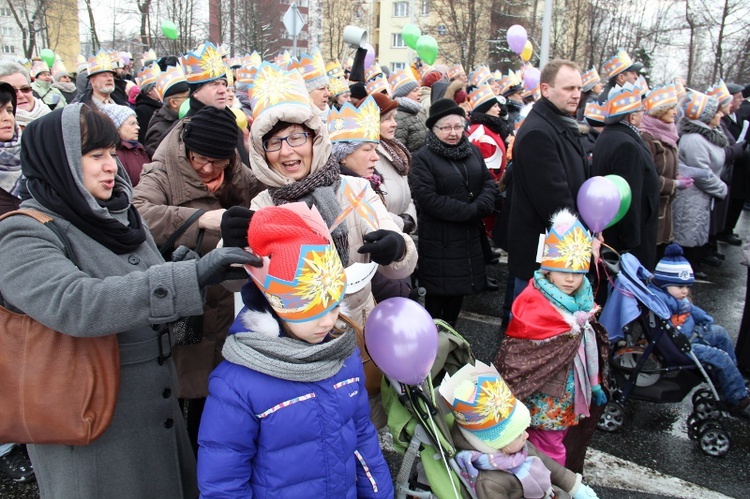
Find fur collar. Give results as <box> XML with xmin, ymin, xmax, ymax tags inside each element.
<box><xmin>678</xmin><ymin>117</ymin><xmax>728</xmax><ymax>148</ymax></box>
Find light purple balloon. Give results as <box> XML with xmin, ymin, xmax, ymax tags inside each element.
<box><xmin>576</xmin><ymin>176</ymin><xmax>621</xmax><ymax>232</ymax></box>
<box><xmin>363</xmin><ymin>43</ymin><xmax>375</xmax><ymax>70</ymax></box>
<box><xmin>365</xmin><ymin>298</ymin><xmax>438</xmax><ymax>386</ymax></box>
<box><xmin>506</xmin><ymin>25</ymin><xmax>528</xmax><ymax>55</ymax></box>
<box><xmin>523</xmin><ymin>67</ymin><xmax>541</xmax><ymax>91</ymax></box>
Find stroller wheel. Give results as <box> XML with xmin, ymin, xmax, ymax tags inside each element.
<box><xmin>686</xmin><ymin>414</ymin><xmax>701</xmax><ymax>441</ymax></box>
<box><xmin>694</xmin><ymin>398</ymin><xmax>722</xmax><ymax>421</ymax></box>
<box><xmin>597</xmin><ymin>402</ymin><xmax>625</xmax><ymax>432</ymax></box>
<box><xmin>698</xmin><ymin>423</ymin><xmax>731</xmax><ymax>457</ymax></box>
<box><xmin>692</xmin><ymin>388</ymin><xmax>713</xmax><ymax>406</ymax></box>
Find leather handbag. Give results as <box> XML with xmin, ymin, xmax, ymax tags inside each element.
<box><xmin>0</xmin><ymin>210</ymin><xmax>120</xmax><ymax>445</ymax></box>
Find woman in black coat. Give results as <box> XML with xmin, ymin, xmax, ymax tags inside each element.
<box><xmin>409</xmin><ymin>99</ymin><xmax>496</xmax><ymax>326</ymax></box>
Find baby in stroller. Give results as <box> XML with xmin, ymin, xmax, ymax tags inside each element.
<box><xmin>651</xmin><ymin>243</ymin><xmax>750</xmax><ymax>419</ymax></box>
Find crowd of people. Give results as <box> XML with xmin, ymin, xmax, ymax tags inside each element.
<box><xmin>0</xmin><ymin>40</ymin><xmax>749</xmax><ymax>498</ymax></box>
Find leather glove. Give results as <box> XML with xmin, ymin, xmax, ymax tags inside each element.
<box><xmin>676</xmin><ymin>177</ymin><xmax>694</xmax><ymax>190</ymax></box>
<box><xmin>221</xmin><ymin>207</ymin><xmax>254</xmax><ymax>248</ymax></box>
<box><xmin>171</xmin><ymin>245</ymin><xmax>198</xmax><ymax>262</ymax></box>
<box><xmin>591</xmin><ymin>384</ymin><xmax>607</xmax><ymax>406</ymax></box>
<box><xmin>195</xmin><ymin>247</ymin><xmax>262</xmax><ymax>288</ymax></box>
<box><xmin>725</xmin><ymin>142</ymin><xmax>745</xmax><ymax>162</ymax></box>
<box><xmin>398</xmin><ymin>213</ymin><xmax>416</xmax><ymax>234</ymax></box>
<box><xmin>358</xmin><ymin>229</ymin><xmax>406</xmax><ymax>265</ymax></box>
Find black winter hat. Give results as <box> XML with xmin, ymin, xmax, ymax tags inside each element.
<box><xmin>350</xmin><ymin>82</ymin><xmax>367</xmax><ymax>100</ymax></box>
<box><xmin>473</xmin><ymin>97</ymin><xmax>497</xmax><ymax>115</ymax></box>
<box><xmin>182</xmin><ymin>106</ymin><xmax>238</xmax><ymax>160</ymax></box>
<box><xmin>426</xmin><ymin>98</ymin><xmax>466</xmax><ymax>129</ymax></box>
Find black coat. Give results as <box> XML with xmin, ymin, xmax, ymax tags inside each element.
<box><xmin>135</xmin><ymin>94</ymin><xmax>162</xmax><ymax>144</ymax></box>
<box><xmin>592</xmin><ymin>122</ymin><xmax>659</xmax><ymax>271</ymax></box>
<box><xmin>508</xmin><ymin>97</ymin><xmax>590</xmax><ymax>280</ymax></box>
<box><xmin>409</xmin><ymin>139</ymin><xmax>496</xmax><ymax>296</ymax></box>
<box><xmin>721</xmin><ymin>114</ymin><xmax>750</xmax><ymax>199</ymax></box>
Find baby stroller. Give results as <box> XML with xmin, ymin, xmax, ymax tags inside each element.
<box><xmin>598</xmin><ymin>252</ymin><xmax>731</xmax><ymax>457</ymax></box>
<box><xmin>381</xmin><ymin>320</ymin><xmax>477</xmax><ymax>499</ymax></box>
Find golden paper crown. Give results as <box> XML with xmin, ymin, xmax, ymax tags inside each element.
<box><xmin>470</xmin><ymin>66</ymin><xmax>493</xmax><ymax>87</ymax></box>
<box><xmin>328</xmin><ymin>95</ymin><xmax>380</xmax><ymax>143</ymax></box>
<box><xmin>274</xmin><ymin>50</ymin><xmax>292</xmax><ymax>68</ymax></box>
<box><xmin>155</xmin><ymin>65</ymin><xmax>188</xmax><ymax>101</ymax></box>
<box><xmin>51</xmin><ymin>59</ymin><xmax>67</xmax><ymax>77</ymax></box>
<box><xmin>540</xmin><ymin>209</ymin><xmax>593</xmax><ymax>273</ymax></box>
<box><xmin>602</xmin><ymin>49</ymin><xmax>634</xmax><ymax>79</ymax></box>
<box><xmin>643</xmin><ymin>84</ymin><xmax>678</xmax><ymax>113</ymax></box>
<box><xmin>707</xmin><ymin>79</ymin><xmax>732</xmax><ymax>106</ymax></box>
<box><xmin>605</xmin><ymin>82</ymin><xmax>643</xmax><ymax>119</ymax></box>
<box><xmin>289</xmin><ymin>48</ymin><xmax>327</xmax><ymax>84</ymax></box>
<box><xmin>136</xmin><ymin>63</ymin><xmax>161</xmax><ymax>87</ymax></box>
<box><xmin>326</xmin><ymin>60</ymin><xmax>344</xmax><ymax>79</ymax></box>
<box><xmin>328</xmin><ymin>77</ymin><xmax>350</xmax><ymax>97</ymax></box>
<box><xmin>581</xmin><ymin>68</ymin><xmax>600</xmax><ymax>92</ymax></box>
<box><xmin>448</xmin><ymin>64</ymin><xmax>466</xmax><ymax>80</ymax></box>
<box><xmin>30</xmin><ymin>60</ymin><xmax>50</xmax><ymax>77</ymax></box>
<box><xmin>389</xmin><ymin>69</ymin><xmax>418</xmax><ymax>95</ymax></box>
<box><xmin>235</xmin><ymin>65</ymin><xmax>258</xmax><ymax>84</ymax></box>
<box><xmin>366</xmin><ymin>75</ymin><xmax>391</xmax><ymax>96</ymax></box>
<box><xmin>87</xmin><ymin>50</ymin><xmax>117</xmax><ymax>76</ymax></box>
<box><xmin>584</xmin><ymin>101</ymin><xmax>606</xmax><ymax>124</ymax></box>
<box><xmin>248</xmin><ymin>62</ymin><xmax>312</xmax><ymax>120</ymax></box>
<box><xmin>244</xmin><ymin>51</ymin><xmax>262</xmax><ymax>68</ymax></box>
<box><xmin>181</xmin><ymin>42</ymin><xmax>226</xmax><ymax>84</ymax></box>
<box><xmin>141</xmin><ymin>49</ymin><xmax>157</xmax><ymax>67</ymax></box>
<box><xmin>497</xmin><ymin>71</ymin><xmax>522</xmax><ymax>95</ymax></box>
<box><xmin>469</xmin><ymin>83</ymin><xmax>496</xmax><ymax>111</ymax></box>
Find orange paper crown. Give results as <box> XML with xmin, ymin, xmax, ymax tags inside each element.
<box><xmin>155</xmin><ymin>65</ymin><xmax>188</xmax><ymax>101</ymax></box>
<box><xmin>581</xmin><ymin>68</ymin><xmax>600</xmax><ymax>92</ymax></box>
<box><xmin>605</xmin><ymin>82</ymin><xmax>643</xmax><ymax>119</ymax></box>
<box><xmin>328</xmin><ymin>76</ymin><xmax>350</xmax><ymax>97</ymax></box>
<box><xmin>469</xmin><ymin>83</ymin><xmax>496</xmax><ymax>111</ymax></box>
<box><xmin>389</xmin><ymin>69</ymin><xmax>418</xmax><ymax>95</ymax></box>
<box><xmin>87</xmin><ymin>50</ymin><xmax>117</xmax><ymax>76</ymax></box>
<box><xmin>584</xmin><ymin>101</ymin><xmax>607</xmax><ymax>124</ymax></box>
<box><xmin>366</xmin><ymin>75</ymin><xmax>391</xmax><ymax>96</ymax></box>
<box><xmin>326</xmin><ymin>60</ymin><xmax>344</xmax><ymax>79</ymax></box>
<box><xmin>602</xmin><ymin>49</ymin><xmax>635</xmax><ymax>79</ymax></box>
<box><xmin>540</xmin><ymin>209</ymin><xmax>592</xmax><ymax>273</ymax></box>
<box><xmin>497</xmin><ymin>71</ymin><xmax>522</xmax><ymax>95</ymax></box>
<box><xmin>141</xmin><ymin>49</ymin><xmax>157</xmax><ymax>67</ymax></box>
<box><xmin>673</xmin><ymin>79</ymin><xmax>687</xmax><ymax>99</ymax></box>
<box><xmin>707</xmin><ymin>79</ymin><xmax>732</xmax><ymax>106</ymax></box>
<box><xmin>684</xmin><ymin>90</ymin><xmax>718</xmax><ymax>121</ymax></box>
<box><xmin>274</xmin><ymin>50</ymin><xmax>292</xmax><ymax>68</ymax></box>
<box><xmin>136</xmin><ymin>63</ymin><xmax>161</xmax><ymax>87</ymax></box>
<box><xmin>288</xmin><ymin>48</ymin><xmax>328</xmax><ymax>87</ymax></box>
<box><xmin>643</xmin><ymin>84</ymin><xmax>678</xmax><ymax>113</ymax></box>
<box><xmin>469</xmin><ymin>65</ymin><xmax>493</xmax><ymax>87</ymax></box>
<box><xmin>110</xmin><ymin>51</ymin><xmax>124</xmax><ymax>69</ymax></box>
<box><xmin>235</xmin><ymin>65</ymin><xmax>258</xmax><ymax>84</ymax></box>
<box><xmin>637</xmin><ymin>75</ymin><xmax>650</xmax><ymax>96</ymax></box>
<box><xmin>328</xmin><ymin>95</ymin><xmax>380</xmax><ymax>143</ymax></box>
<box><xmin>417</xmin><ymin>64</ymin><xmax>434</xmax><ymax>79</ymax></box>
<box><xmin>448</xmin><ymin>64</ymin><xmax>466</xmax><ymax>80</ymax></box>
<box><xmin>181</xmin><ymin>42</ymin><xmax>227</xmax><ymax>84</ymax></box>
<box><xmin>248</xmin><ymin>62</ymin><xmax>312</xmax><ymax>120</ymax></box>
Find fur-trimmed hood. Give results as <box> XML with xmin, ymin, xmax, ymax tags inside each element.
<box><xmin>678</xmin><ymin>117</ymin><xmax>728</xmax><ymax>148</ymax></box>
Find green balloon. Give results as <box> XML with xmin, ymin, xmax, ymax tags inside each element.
<box><xmin>161</xmin><ymin>20</ymin><xmax>179</xmax><ymax>40</ymax></box>
<box><xmin>179</xmin><ymin>98</ymin><xmax>190</xmax><ymax>119</ymax></box>
<box><xmin>40</xmin><ymin>48</ymin><xmax>55</xmax><ymax>68</ymax></box>
<box><xmin>416</xmin><ymin>35</ymin><xmax>439</xmax><ymax>65</ymax></box>
<box><xmin>604</xmin><ymin>174</ymin><xmax>632</xmax><ymax>228</ymax></box>
<box><xmin>402</xmin><ymin>24</ymin><xmax>421</xmax><ymax>50</ymax></box>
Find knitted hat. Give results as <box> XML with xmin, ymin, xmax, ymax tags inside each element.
<box><xmin>683</xmin><ymin>90</ymin><xmax>719</xmax><ymax>124</ymax></box>
<box><xmin>539</xmin><ymin>208</ymin><xmax>592</xmax><ymax>274</ymax></box>
<box><xmin>349</xmin><ymin>82</ymin><xmax>367</xmax><ymax>101</ymax></box>
<box><xmin>128</xmin><ymin>85</ymin><xmax>140</xmax><ymax>105</ymax></box>
<box><xmin>653</xmin><ymin>243</ymin><xmax>694</xmax><ymax>288</ymax></box>
<box><xmin>426</xmin><ymin>98</ymin><xmax>466</xmax><ymax>129</ymax></box>
<box><xmin>182</xmin><ymin>106</ymin><xmax>238</xmax><ymax>159</ymax></box>
<box><xmin>101</xmin><ymin>104</ymin><xmax>136</xmax><ymax>129</ymax></box>
<box><xmin>421</xmin><ymin>70</ymin><xmax>443</xmax><ymax>88</ymax></box>
<box><xmin>439</xmin><ymin>361</ymin><xmax>531</xmax><ymax>454</ymax></box>
<box><xmin>390</xmin><ymin>70</ymin><xmax>419</xmax><ymax>98</ymax></box>
<box><xmin>246</xmin><ymin>203</ymin><xmax>346</xmax><ymax>322</ymax></box>
<box><xmin>371</xmin><ymin>92</ymin><xmax>398</xmax><ymax>115</ymax></box>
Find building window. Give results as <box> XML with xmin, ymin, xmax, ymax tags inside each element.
<box><xmin>2</xmin><ymin>45</ymin><xmax>15</xmax><ymax>54</ymax></box>
<box><xmin>1</xmin><ymin>26</ymin><xmax>12</xmax><ymax>35</ymax></box>
<box><xmin>392</xmin><ymin>33</ymin><xmax>406</xmax><ymax>48</ymax></box>
<box><xmin>393</xmin><ymin>2</ymin><xmax>408</xmax><ymax>17</ymax></box>
<box><xmin>0</xmin><ymin>7</ymin><xmax>11</xmax><ymax>16</ymax></box>
<box><xmin>421</xmin><ymin>0</ymin><xmax>430</xmax><ymax>16</ymax></box>
<box><xmin>392</xmin><ymin>62</ymin><xmax>406</xmax><ymax>72</ymax></box>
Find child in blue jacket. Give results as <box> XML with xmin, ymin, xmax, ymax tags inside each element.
<box><xmin>652</xmin><ymin>244</ymin><xmax>750</xmax><ymax>419</ymax></box>
<box><xmin>197</xmin><ymin>203</ymin><xmax>393</xmax><ymax>498</ymax></box>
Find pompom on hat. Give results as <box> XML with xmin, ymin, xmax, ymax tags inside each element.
<box><xmin>246</xmin><ymin>203</ymin><xmax>346</xmax><ymax>322</ymax></box>
<box><xmin>653</xmin><ymin>243</ymin><xmax>694</xmax><ymax>288</ymax></box>
<box><xmin>538</xmin><ymin>209</ymin><xmax>593</xmax><ymax>274</ymax></box>
<box><xmin>439</xmin><ymin>361</ymin><xmax>531</xmax><ymax>454</ymax></box>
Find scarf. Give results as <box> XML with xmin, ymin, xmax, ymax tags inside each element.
<box><xmin>426</xmin><ymin>131</ymin><xmax>473</xmax><ymax>160</ymax></box>
<box><xmin>395</xmin><ymin>96</ymin><xmax>422</xmax><ymax>115</ymax></box>
<box><xmin>268</xmin><ymin>155</ymin><xmax>349</xmax><ymax>266</ymax></box>
<box><xmin>15</xmin><ymin>98</ymin><xmax>51</xmax><ymax>129</ymax></box>
<box><xmin>678</xmin><ymin>117</ymin><xmax>729</xmax><ymax>148</ymax></box>
<box><xmin>470</xmin><ymin>111</ymin><xmax>511</xmax><ymax>141</ymax></box>
<box><xmin>204</xmin><ymin>169</ymin><xmax>225</xmax><ymax>193</ymax></box>
<box><xmin>537</xmin><ymin>97</ymin><xmax>581</xmax><ymax>137</ymax></box>
<box><xmin>456</xmin><ymin>446</ymin><xmax>552</xmax><ymax>498</ymax></box>
<box><xmin>379</xmin><ymin>138</ymin><xmax>411</xmax><ymax>175</ymax></box>
<box><xmin>0</xmin><ymin>125</ymin><xmax>23</xmax><ymax>196</ymax></box>
<box><xmin>52</xmin><ymin>81</ymin><xmax>77</xmax><ymax>95</ymax></box>
<box><xmin>640</xmin><ymin>114</ymin><xmax>679</xmax><ymax>148</ymax></box>
<box><xmin>21</xmin><ymin>104</ymin><xmax>147</xmax><ymax>254</ymax></box>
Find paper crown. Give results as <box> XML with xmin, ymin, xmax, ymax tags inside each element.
<box><xmin>326</xmin><ymin>60</ymin><xmax>344</xmax><ymax>79</ymax></box>
<box><xmin>366</xmin><ymin>75</ymin><xmax>391</xmax><ymax>96</ymax></box>
<box><xmin>643</xmin><ymin>84</ymin><xmax>678</xmax><ymax>113</ymax></box>
<box><xmin>539</xmin><ymin>209</ymin><xmax>592</xmax><ymax>273</ymax></box>
<box><xmin>136</xmin><ymin>63</ymin><xmax>161</xmax><ymax>87</ymax></box>
<box><xmin>30</xmin><ymin>60</ymin><xmax>50</xmax><ymax>77</ymax></box>
<box><xmin>602</xmin><ymin>49</ymin><xmax>636</xmax><ymax>79</ymax></box>
<box><xmin>636</xmin><ymin>75</ymin><xmax>650</xmax><ymax>96</ymax></box>
<box><xmin>389</xmin><ymin>69</ymin><xmax>418</xmax><ymax>95</ymax></box>
<box><xmin>246</xmin><ymin>203</ymin><xmax>346</xmax><ymax>323</ymax></box>
<box><xmin>141</xmin><ymin>49</ymin><xmax>157</xmax><ymax>67</ymax></box>
<box><xmin>673</xmin><ymin>79</ymin><xmax>687</xmax><ymax>99</ymax></box>
<box><xmin>289</xmin><ymin>49</ymin><xmax>328</xmax><ymax>87</ymax></box>
<box><xmin>227</xmin><ymin>57</ymin><xmax>243</xmax><ymax>69</ymax></box>
<box><xmin>439</xmin><ymin>361</ymin><xmax>531</xmax><ymax>454</ymax></box>
<box><xmin>155</xmin><ymin>65</ymin><xmax>188</xmax><ymax>101</ymax></box>
<box><xmin>417</xmin><ymin>64</ymin><xmax>434</xmax><ymax>79</ymax></box>
<box><xmin>110</xmin><ymin>51</ymin><xmax>125</xmax><ymax>69</ymax></box>
<box><xmin>244</xmin><ymin>51</ymin><xmax>262</xmax><ymax>69</ymax></box>
<box><xmin>448</xmin><ymin>63</ymin><xmax>466</xmax><ymax>80</ymax></box>
<box><xmin>248</xmin><ymin>62</ymin><xmax>312</xmax><ymax>120</ymax></box>
<box><xmin>581</xmin><ymin>68</ymin><xmax>600</xmax><ymax>92</ymax></box>
<box><xmin>684</xmin><ymin>90</ymin><xmax>718</xmax><ymax>122</ymax></box>
<box><xmin>181</xmin><ymin>42</ymin><xmax>227</xmax><ymax>84</ymax></box>
<box><xmin>469</xmin><ymin>66</ymin><xmax>493</xmax><ymax>87</ymax></box>
<box><xmin>274</xmin><ymin>50</ymin><xmax>292</xmax><ymax>68</ymax></box>
<box><xmin>88</xmin><ymin>50</ymin><xmax>117</xmax><ymax>76</ymax></box>
<box><xmin>235</xmin><ymin>65</ymin><xmax>258</xmax><ymax>84</ymax></box>
<box><xmin>707</xmin><ymin>79</ymin><xmax>732</xmax><ymax>106</ymax></box>
<box><xmin>469</xmin><ymin>83</ymin><xmax>496</xmax><ymax>111</ymax></box>
<box><xmin>497</xmin><ymin>70</ymin><xmax>522</xmax><ymax>95</ymax></box>
<box><xmin>365</xmin><ymin>62</ymin><xmax>383</xmax><ymax>83</ymax></box>
<box><xmin>328</xmin><ymin>76</ymin><xmax>350</xmax><ymax>97</ymax></box>
<box><xmin>328</xmin><ymin>95</ymin><xmax>380</xmax><ymax>143</ymax></box>
<box><xmin>584</xmin><ymin>101</ymin><xmax>607</xmax><ymax>124</ymax></box>
<box><xmin>605</xmin><ymin>82</ymin><xmax>643</xmax><ymax>119</ymax></box>
<box><xmin>51</xmin><ymin>59</ymin><xmax>67</xmax><ymax>77</ymax></box>
<box><xmin>76</xmin><ymin>54</ymin><xmax>87</xmax><ymax>73</ymax></box>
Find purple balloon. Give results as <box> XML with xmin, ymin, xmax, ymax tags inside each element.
<box><xmin>506</xmin><ymin>25</ymin><xmax>528</xmax><ymax>55</ymax></box>
<box><xmin>523</xmin><ymin>67</ymin><xmax>541</xmax><ymax>91</ymax></box>
<box><xmin>365</xmin><ymin>298</ymin><xmax>438</xmax><ymax>385</ymax></box>
<box><xmin>576</xmin><ymin>176</ymin><xmax>621</xmax><ymax>232</ymax></box>
<box><xmin>363</xmin><ymin>43</ymin><xmax>375</xmax><ymax>70</ymax></box>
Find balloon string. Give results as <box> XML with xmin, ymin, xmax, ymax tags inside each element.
<box><xmin>425</xmin><ymin>402</ymin><xmax>461</xmax><ymax>498</ymax></box>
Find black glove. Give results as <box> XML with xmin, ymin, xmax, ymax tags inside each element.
<box><xmin>358</xmin><ymin>229</ymin><xmax>406</xmax><ymax>265</ymax></box>
<box><xmin>399</xmin><ymin>213</ymin><xmax>416</xmax><ymax>234</ymax></box>
<box><xmin>195</xmin><ymin>247</ymin><xmax>262</xmax><ymax>288</ymax></box>
<box><xmin>221</xmin><ymin>207</ymin><xmax>254</xmax><ymax>248</ymax></box>
<box><xmin>726</xmin><ymin>142</ymin><xmax>745</xmax><ymax>162</ymax></box>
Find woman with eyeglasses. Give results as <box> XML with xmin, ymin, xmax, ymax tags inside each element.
<box><xmin>409</xmin><ymin>98</ymin><xmax>497</xmax><ymax>327</ymax></box>
<box><xmin>132</xmin><ymin>106</ymin><xmax>264</xmax><ymax>453</ymax></box>
<box><xmin>0</xmin><ymin>61</ymin><xmax>51</xmax><ymax>130</ymax></box>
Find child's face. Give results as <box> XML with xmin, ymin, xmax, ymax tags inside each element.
<box><xmin>283</xmin><ymin>307</ymin><xmax>340</xmax><ymax>344</ymax></box>
<box><xmin>546</xmin><ymin>271</ymin><xmax>584</xmax><ymax>295</ymax></box>
<box><xmin>667</xmin><ymin>285</ymin><xmax>690</xmax><ymax>300</ymax></box>
<box><xmin>500</xmin><ymin>430</ymin><xmax>529</xmax><ymax>454</ymax></box>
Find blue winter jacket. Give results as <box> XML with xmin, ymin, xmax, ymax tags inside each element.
<box><xmin>652</xmin><ymin>286</ymin><xmax>713</xmax><ymax>338</ymax></box>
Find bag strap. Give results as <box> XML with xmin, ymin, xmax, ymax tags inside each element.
<box><xmin>159</xmin><ymin>209</ymin><xmax>206</xmax><ymax>258</ymax></box>
<box><xmin>0</xmin><ymin>209</ymin><xmax>78</xmax><ymax>266</ymax></box>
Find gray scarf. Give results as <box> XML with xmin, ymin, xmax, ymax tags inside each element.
<box><xmin>396</xmin><ymin>96</ymin><xmax>422</xmax><ymax>115</ymax></box>
<box><xmin>678</xmin><ymin>117</ymin><xmax>729</xmax><ymax>148</ymax></box>
<box><xmin>0</xmin><ymin>124</ymin><xmax>22</xmax><ymax>196</ymax></box>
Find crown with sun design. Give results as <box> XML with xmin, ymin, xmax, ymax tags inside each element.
<box><xmin>605</xmin><ymin>82</ymin><xmax>643</xmax><ymax>120</ymax></box>
<box><xmin>227</xmin><ymin>57</ymin><xmax>243</xmax><ymax>69</ymax></box>
<box><xmin>245</xmin><ymin>203</ymin><xmax>346</xmax><ymax>323</ymax></box>
<box><xmin>181</xmin><ymin>42</ymin><xmax>227</xmax><ymax>84</ymax></box>
<box><xmin>539</xmin><ymin>208</ymin><xmax>593</xmax><ymax>273</ymax></box>
<box><xmin>448</xmin><ymin>63</ymin><xmax>466</xmax><ymax>80</ymax></box>
<box><xmin>469</xmin><ymin>65</ymin><xmax>493</xmax><ymax>87</ymax></box>
<box><xmin>274</xmin><ymin>50</ymin><xmax>292</xmax><ymax>68</ymax></box>
<box><xmin>602</xmin><ymin>49</ymin><xmax>636</xmax><ymax>79</ymax></box>
<box><xmin>141</xmin><ymin>49</ymin><xmax>157</xmax><ymax>67</ymax></box>
<box><xmin>366</xmin><ymin>75</ymin><xmax>391</xmax><ymax>96</ymax></box>
<box><xmin>389</xmin><ymin>69</ymin><xmax>418</xmax><ymax>95</ymax></box>
<box><xmin>155</xmin><ymin>65</ymin><xmax>188</xmax><ymax>101</ymax></box>
<box><xmin>136</xmin><ymin>63</ymin><xmax>161</xmax><ymax>87</ymax></box>
<box><xmin>289</xmin><ymin>48</ymin><xmax>329</xmax><ymax>91</ymax></box>
<box><xmin>327</xmin><ymin>95</ymin><xmax>380</xmax><ymax>143</ymax></box>
<box><xmin>439</xmin><ymin>361</ymin><xmax>531</xmax><ymax>453</ymax></box>
<box><xmin>243</xmin><ymin>51</ymin><xmax>262</xmax><ymax>69</ymax></box>
<box><xmin>248</xmin><ymin>62</ymin><xmax>312</xmax><ymax>120</ymax></box>
<box><xmin>469</xmin><ymin>83</ymin><xmax>496</xmax><ymax>111</ymax></box>
<box><xmin>328</xmin><ymin>76</ymin><xmax>350</xmax><ymax>97</ymax></box>
<box><xmin>497</xmin><ymin>70</ymin><xmax>522</xmax><ymax>95</ymax></box>
<box><xmin>643</xmin><ymin>84</ymin><xmax>678</xmax><ymax>113</ymax></box>
<box><xmin>581</xmin><ymin>67</ymin><xmax>600</xmax><ymax>92</ymax></box>
<box><xmin>326</xmin><ymin>60</ymin><xmax>345</xmax><ymax>79</ymax></box>
<box><xmin>87</xmin><ymin>50</ymin><xmax>117</xmax><ymax>76</ymax></box>
<box><xmin>707</xmin><ymin>79</ymin><xmax>732</xmax><ymax>107</ymax></box>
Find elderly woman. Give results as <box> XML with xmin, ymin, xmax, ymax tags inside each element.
<box><xmin>0</xmin><ymin>104</ymin><xmax>257</xmax><ymax>497</ymax></box>
<box><xmin>673</xmin><ymin>92</ymin><xmax>729</xmax><ymax>276</ymax></box>
<box><xmin>30</xmin><ymin>62</ymin><xmax>66</xmax><ymax>111</ymax></box>
<box><xmin>101</xmin><ymin>104</ymin><xmax>149</xmax><ymax>187</ymax></box>
<box><xmin>0</xmin><ymin>60</ymin><xmax>51</xmax><ymax>129</ymax></box>
<box><xmin>133</xmin><ymin>106</ymin><xmax>264</xmax><ymax>452</ymax></box>
<box><xmin>409</xmin><ymin>98</ymin><xmax>496</xmax><ymax>327</ymax></box>
<box><xmin>393</xmin><ymin>70</ymin><xmax>428</xmax><ymax>152</ymax></box>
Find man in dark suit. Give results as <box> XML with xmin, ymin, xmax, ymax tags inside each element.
<box><xmin>719</xmin><ymin>83</ymin><xmax>749</xmax><ymax>245</ymax></box>
<box><xmin>507</xmin><ymin>59</ymin><xmax>590</xmax><ymax>296</ymax></box>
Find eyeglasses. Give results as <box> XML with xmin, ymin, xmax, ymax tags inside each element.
<box><xmin>263</xmin><ymin>132</ymin><xmax>310</xmax><ymax>152</ymax></box>
<box><xmin>434</xmin><ymin>123</ymin><xmax>465</xmax><ymax>133</ymax></box>
<box><xmin>189</xmin><ymin>152</ymin><xmax>230</xmax><ymax>170</ymax></box>
<box><xmin>13</xmin><ymin>86</ymin><xmax>32</xmax><ymax>94</ymax></box>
